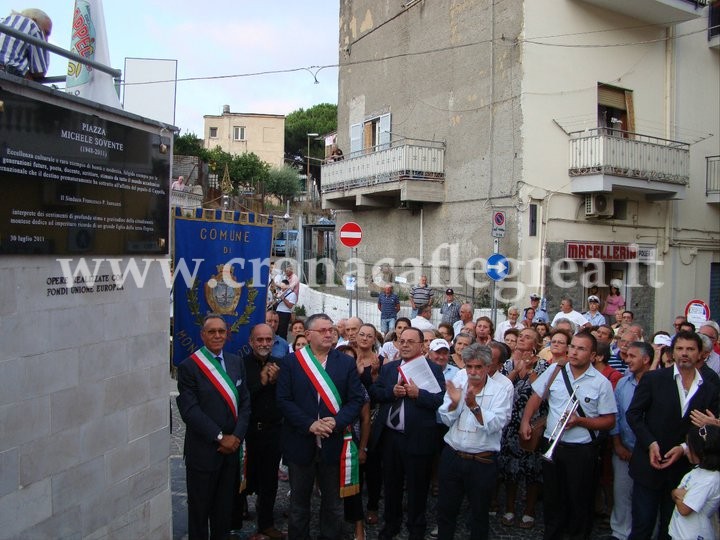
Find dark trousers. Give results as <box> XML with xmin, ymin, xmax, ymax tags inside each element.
<box><xmin>277</xmin><ymin>311</ymin><xmax>292</xmax><ymax>340</ymax></box>
<box><xmin>186</xmin><ymin>454</ymin><xmax>238</xmax><ymax>540</ymax></box>
<box><xmin>437</xmin><ymin>446</ymin><xmax>497</xmax><ymax>540</ymax></box>
<box><xmin>364</xmin><ymin>446</ymin><xmax>383</xmax><ymax>511</ymax></box>
<box><xmin>288</xmin><ymin>455</ymin><xmax>343</xmax><ymax>540</ymax></box>
<box><xmin>629</xmin><ymin>481</ymin><xmax>674</xmax><ymax>540</ymax></box>
<box><xmin>380</xmin><ymin>429</ymin><xmax>434</xmax><ymax>540</ymax></box>
<box><xmin>542</xmin><ymin>441</ymin><xmax>599</xmax><ymax>540</ymax></box>
<box><xmin>243</xmin><ymin>425</ymin><xmax>282</xmax><ymax>531</ymax></box>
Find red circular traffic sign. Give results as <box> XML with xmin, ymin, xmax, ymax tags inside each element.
<box><xmin>685</xmin><ymin>299</ymin><xmax>711</xmax><ymax>327</ymax></box>
<box><xmin>339</xmin><ymin>222</ymin><xmax>363</xmax><ymax>248</ymax></box>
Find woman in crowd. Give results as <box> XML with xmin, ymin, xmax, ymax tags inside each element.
<box><xmin>450</xmin><ymin>332</ymin><xmax>473</xmax><ymax>369</ymax></box>
<box><xmin>544</xmin><ymin>328</ymin><xmax>571</xmax><ymax>364</ymax></box>
<box><xmin>521</xmin><ymin>307</ymin><xmax>536</xmax><ymax>329</ymax></box>
<box><xmin>336</xmin><ymin>344</ymin><xmax>370</xmax><ymax>540</ymax></box>
<box><xmin>499</xmin><ymin>327</ymin><xmax>549</xmax><ymax>529</ymax></box>
<box><xmin>292</xmin><ymin>333</ymin><xmax>308</xmax><ymax>351</ymax></box>
<box><xmin>504</xmin><ymin>328</ymin><xmax>520</xmax><ymax>353</ymax></box>
<box><xmin>438</xmin><ymin>322</ymin><xmax>455</xmax><ymax>344</ymax></box>
<box><xmin>534</xmin><ymin>322</ymin><xmax>550</xmax><ymax>340</ymax></box>
<box><xmin>352</xmin><ymin>324</ymin><xmax>383</xmax><ymax>527</ymax></box>
<box><xmin>603</xmin><ymin>280</ymin><xmax>625</xmax><ymax>320</ymax></box>
<box><xmin>379</xmin><ymin>317</ymin><xmax>410</xmax><ymax>362</ymax></box>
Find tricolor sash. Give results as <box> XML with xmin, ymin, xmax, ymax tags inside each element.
<box><xmin>295</xmin><ymin>345</ymin><xmax>360</xmax><ymax>497</ymax></box>
<box><xmin>190</xmin><ymin>346</ymin><xmax>239</xmax><ymax>421</ymax></box>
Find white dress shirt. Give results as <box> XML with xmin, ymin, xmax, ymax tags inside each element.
<box><xmin>439</xmin><ymin>370</ymin><xmax>513</xmax><ymax>453</ymax></box>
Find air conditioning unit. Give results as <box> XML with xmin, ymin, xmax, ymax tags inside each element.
<box><xmin>585</xmin><ymin>193</ymin><xmax>614</xmax><ymax>218</ymax></box>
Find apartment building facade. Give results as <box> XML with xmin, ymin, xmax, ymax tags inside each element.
<box><xmin>203</xmin><ymin>105</ymin><xmax>285</xmax><ymax>166</ymax></box>
<box><xmin>322</xmin><ymin>0</ymin><xmax>720</xmax><ymax>329</ymax></box>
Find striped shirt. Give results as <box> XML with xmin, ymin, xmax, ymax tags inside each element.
<box><xmin>0</xmin><ymin>13</ymin><xmax>49</xmax><ymax>77</ymax></box>
<box><xmin>410</xmin><ymin>284</ymin><xmax>434</xmax><ymax>308</ymax></box>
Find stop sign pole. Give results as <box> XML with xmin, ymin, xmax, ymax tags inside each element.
<box><xmin>339</xmin><ymin>222</ymin><xmax>363</xmax><ymax>317</ymax></box>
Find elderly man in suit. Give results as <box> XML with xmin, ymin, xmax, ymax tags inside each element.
<box><xmin>626</xmin><ymin>330</ymin><xmax>720</xmax><ymax>540</ymax></box>
<box><xmin>370</xmin><ymin>327</ymin><xmax>446</xmax><ymax>540</ymax></box>
<box><xmin>176</xmin><ymin>314</ymin><xmax>251</xmax><ymax>540</ymax></box>
<box><xmin>276</xmin><ymin>312</ymin><xmax>365</xmax><ymax>539</ymax></box>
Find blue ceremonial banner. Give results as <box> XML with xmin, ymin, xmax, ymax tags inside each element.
<box><xmin>172</xmin><ymin>208</ymin><xmax>273</xmax><ymax>366</ymax></box>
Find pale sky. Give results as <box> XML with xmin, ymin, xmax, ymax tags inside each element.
<box><xmin>26</xmin><ymin>0</ymin><xmax>340</xmax><ymax>135</ymax></box>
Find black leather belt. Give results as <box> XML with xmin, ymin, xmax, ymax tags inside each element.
<box><xmin>455</xmin><ymin>450</ymin><xmax>496</xmax><ymax>463</ymax></box>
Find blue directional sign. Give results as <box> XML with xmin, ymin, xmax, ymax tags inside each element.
<box><xmin>486</xmin><ymin>253</ymin><xmax>509</xmax><ymax>281</ymax></box>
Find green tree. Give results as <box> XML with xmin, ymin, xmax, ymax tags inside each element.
<box><xmin>174</xmin><ymin>132</ymin><xmax>208</xmax><ymax>160</ymax></box>
<box><xmin>285</xmin><ymin>103</ymin><xmax>338</xmax><ymax>159</ymax></box>
<box><xmin>266</xmin><ymin>165</ymin><xmax>301</xmax><ymax>202</ymax></box>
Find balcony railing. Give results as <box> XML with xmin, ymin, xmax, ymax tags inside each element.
<box><xmin>321</xmin><ymin>139</ymin><xmax>445</xmax><ymax>193</ymax></box>
<box><xmin>569</xmin><ymin>129</ymin><xmax>689</xmax><ymax>186</ymax></box>
<box><xmin>708</xmin><ymin>155</ymin><xmax>720</xmax><ymax>195</ymax></box>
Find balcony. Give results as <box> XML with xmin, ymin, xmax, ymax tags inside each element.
<box><xmin>575</xmin><ymin>0</ymin><xmax>708</xmax><ymax>25</ymax></box>
<box><xmin>170</xmin><ymin>187</ymin><xmax>204</xmax><ymax>208</ymax></box>
<box><xmin>707</xmin><ymin>155</ymin><xmax>720</xmax><ymax>204</ymax></box>
<box><xmin>321</xmin><ymin>140</ymin><xmax>445</xmax><ymax>210</ymax></box>
<box><xmin>569</xmin><ymin>129</ymin><xmax>689</xmax><ymax>199</ymax></box>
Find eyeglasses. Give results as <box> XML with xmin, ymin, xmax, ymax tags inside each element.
<box><xmin>398</xmin><ymin>339</ymin><xmax>420</xmax><ymax>345</ymax></box>
<box><xmin>308</xmin><ymin>327</ymin><xmax>334</xmax><ymax>334</ymax></box>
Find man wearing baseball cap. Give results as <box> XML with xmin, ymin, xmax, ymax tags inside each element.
<box><xmin>525</xmin><ymin>293</ymin><xmax>549</xmax><ymax>323</ymax></box>
<box><xmin>440</xmin><ymin>289</ymin><xmax>461</xmax><ymax>326</ymax></box>
<box><xmin>583</xmin><ymin>295</ymin><xmax>606</xmax><ymax>326</ymax></box>
<box><xmin>428</xmin><ymin>338</ymin><xmax>458</xmax><ymax>383</ymax></box>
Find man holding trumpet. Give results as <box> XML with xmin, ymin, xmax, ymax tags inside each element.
<box><xmin>520</xmin><ymin>330</ymin><xmax>616</xmax><ymax>540</ymax></box>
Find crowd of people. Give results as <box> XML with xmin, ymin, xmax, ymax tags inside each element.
<box><xmin>176</xmin><ymin>281</ymin><xmax>720</xmax><ymax>540</ymax></box>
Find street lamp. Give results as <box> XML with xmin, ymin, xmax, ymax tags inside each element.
<box><xmin>306</xmin><ymin>132</ymin><xmax>319</xmax><ymax>191</ymax></box>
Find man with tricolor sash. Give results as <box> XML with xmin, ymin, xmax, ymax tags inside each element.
<box><xmin>177</xmin><ymin>314</ymin><xmax>250</xmax><ymax>540</ymax></box>
<box><xmin>276</xmin><ymin>313</ymin><xmax>365</xmax><ymax>540</ymax></box>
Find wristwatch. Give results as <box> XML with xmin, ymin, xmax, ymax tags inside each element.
<box><xmin>470</xmin><ymin>405</ymin><xmax>481</xmax><ymax>415</ymax></box>
<box><xmin>216</xmin><ymin>431</ymin><xmax>223</xmax><ymax>441</ymax></box>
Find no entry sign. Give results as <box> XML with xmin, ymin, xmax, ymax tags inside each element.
<box><xmin>339</xmin><ymin>222</ymin><xmax>363</xmax><ymax>248</ymax></box>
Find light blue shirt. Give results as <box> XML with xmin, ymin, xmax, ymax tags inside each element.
<box><xmin>611</xmin><ymin>372</ymin><xmax>639</xmax><ymax>450</ymax></box>
<box><xmin>272</xmin><ymin>335</ymin><xmax>289</xmax><ymax>358</ymax></box>
<box><xmin>583</xmin><ymin>311</ymin><xmax>607</xmax><ymax>326</ymax></box>
<box><xmin>532</xmin><ymin>363</ymin><xmax>617</xmax><ymax>444</ymax></box>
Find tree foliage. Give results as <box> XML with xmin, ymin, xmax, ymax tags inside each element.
<box><xmin>285</xmin><ymin>103</ymin><xmax>338</xmax><ymax>159</ymax></box>
<box><xmin>267</xmin><ymin>165</ymin><xmax>302</xmax><ymax>202</ymax></box>
<box><xmin>174</xmin><ymin>132</ymin><xmax>208</xmax><ymax>160</ymax></box>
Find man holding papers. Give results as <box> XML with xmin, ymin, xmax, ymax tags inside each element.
<box><xmin>370</xmin><ymin>327</ymin><xmax>445</xmax><ymax>540</ymax></box>
<box><xmin>436</xmin><ymin>344</ymin><xmax>513</xmax><ymax>539</ymax></box>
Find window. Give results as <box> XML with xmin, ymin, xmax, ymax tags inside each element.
<box><xmin>233</xmin><ymin>126</ymin><xmax>245</xmax><ymax>141</ymax></box>
<box><xmin>350</xmin><ymin>113</ymin><xmax>391</xmax><ymax>154</ymax></box>
<box><xmin>598</xmin><ymin>84</ymin><xmax>634</xmax><ymax>137</ymax></box>
<box><xmin>209</xmin><ymin>127</ymin><xmax>218</xmax><ymax>138</ymax></box>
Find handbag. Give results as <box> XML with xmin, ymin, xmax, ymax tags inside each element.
<box><xmin>519</xmin><ymin>414</ymin><xmax>547</xmax><ymax>453</ymax></box>
<box><xmin>519</xmin><ymin>363</ymin><xmax>562</xmax><ymax>453</ymax></box>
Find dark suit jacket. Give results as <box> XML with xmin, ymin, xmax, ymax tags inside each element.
<box><xmin>627</xmin><ymin>365</ymin><xmax>719</xmax><ymax>490</ymax></box>
<box><xmin>369</xmin><ymin>357</ymin><xmax>445</xmax><ymax>455</ymax></box>
<box><xmin>276</xmin><ymin>348</ymin><xmax>365</xmax><ymax>466</ymax></box>
<box><xmin>177</xmin><ymin>351</ymin><xmax>251</xmax><ymax>471</ymax></box>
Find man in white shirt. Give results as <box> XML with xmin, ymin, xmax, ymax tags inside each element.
<box><xmin>551</xmin><ymin>297</ymin><xmax>590</xmax><ymax>332</ymax></box>
<box><xmin>410</xmin><ymin>304</ymin><xmax>436</xmax><ymax>332</ymax></box>
<box><xmin>452</xmin><ymin>303</ymin><xmax>474</xmax><ymax>337</ymax></box>
<box><xmin>520</xmin><ymin>331</ymin><xmax>616</xmax><ymax>539</ymax></box>
<box><xmin>494</xmin><ymin>306</ymin><xmax>521</xmax><ymax>342</ymax></box>
<box><xmin>436</xmin><ymin>343</ymin><xmax>513</xmax><ymax>540</ymax></box>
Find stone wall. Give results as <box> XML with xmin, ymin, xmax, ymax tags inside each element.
<box><xmin>0</xmin><ymin>257</ymin><xmax>172</xmax><ymax>539</ymax></box>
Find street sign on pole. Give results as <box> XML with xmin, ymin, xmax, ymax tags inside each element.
<box><xmin>685</xmin><ymin>299</ymin><xmax>711</xmax><ymax>327</ymax></box>
<box><xmin>339</xmin><ymin>222</ymin><xmax>363</xmax><ymax>248</ymax></box>
<box><xmin>486</xmin><ymin>253</ymin><xmax>509</xmax><ymax>281</ymax></box>
<box><xmin>492</xmin><ymin>211</ymin><xmax>506</xmax><ymax>238</ymax></box>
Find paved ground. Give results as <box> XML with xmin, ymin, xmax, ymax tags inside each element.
<box><xmin>169</xmin><ymin>377</ymin><xmax>613</xmax><ymax>539</ymax></box>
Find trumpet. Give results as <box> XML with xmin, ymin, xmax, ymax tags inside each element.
<box><xmin>541</xmin><ymin>387</ymin><xmax>579</xmax><ymax>463</ymax></box>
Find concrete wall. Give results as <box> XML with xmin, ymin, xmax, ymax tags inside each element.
<box><xmin>0</xmin><ymin>256</ymin><xmax>171</xmax><ymax>539</ymax></box>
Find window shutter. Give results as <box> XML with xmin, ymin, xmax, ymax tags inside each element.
<box><xmin>379</xmin><ymin>114</ymin><xmax>391</xmax><ymax>150</ymax></box>
<box><xmin>598</xmin><ymin>85</ymin><xmax>627</xmax><ymax>110</ymax></box>
<box><xmin>350</xmin><ymin>123</ymin><xmax>362</xmax><ymax>154</ymax></box>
